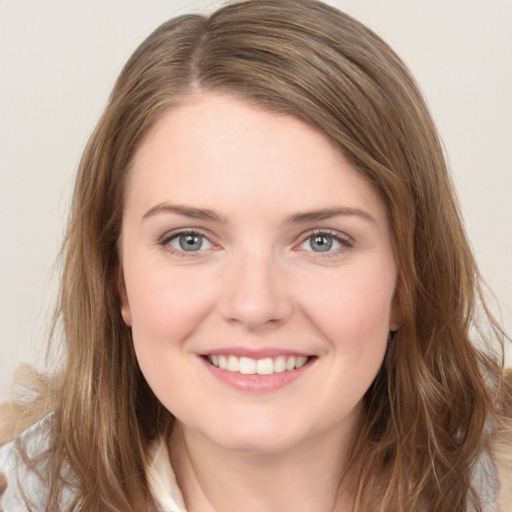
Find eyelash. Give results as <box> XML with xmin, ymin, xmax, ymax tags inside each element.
<box><xmin>299</xmin><ymin>229</ymin><xmax>354</xmax><ymax>258</ymax></box>
<box><xmin>158</xmin><ymin>228</ymin><xmax>215</xmax><ymax>259</ymax></box>
<box><xmin>158</xmin><ymin>228</ymin><xmax>354</xmax><ymax>258</ymax></box>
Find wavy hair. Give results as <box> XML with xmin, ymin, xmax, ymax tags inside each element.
<box><xmin>12</xmin><ymin>0</ymin><xmax>510</xmax><ymax>510</ymax></box>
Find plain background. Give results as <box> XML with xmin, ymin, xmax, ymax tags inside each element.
<box><xmin>1</xmin><ymin>0</ymin><xmax>511</xmax><ymax>402</ymax></box>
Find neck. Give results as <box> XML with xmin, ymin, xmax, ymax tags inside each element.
<box><xmin>169</xmin><ymin>422</ymin><xmax>357</xmax><ymax>512</ymax></box>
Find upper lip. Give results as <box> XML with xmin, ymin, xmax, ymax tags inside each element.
<box><xmin>200</xmin><ymin>347</ymin><xmax>313</xmax><ymax>359</ymax></box>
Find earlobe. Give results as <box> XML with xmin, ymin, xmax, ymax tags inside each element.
<box><xmin>389</xmin><ymin>288</ymin><xmax>402</xmax><ymax>333</ymax></box>
<box><xmin>389</xmin><ymin>321</ymin><xmax>400</xmax><ymax>332</ymax></box>
<box><xmin>121</xmin><ymin>301</ymin><xmax>132</xmax><ymax>327</ymax></box>
<box><xmin>117</xmin><ymin>267</ymin><xmax>132</xmax><ymax>327</ymax></box>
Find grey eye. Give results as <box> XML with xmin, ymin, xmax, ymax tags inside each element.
<box><xmin>300</xmin><ymin>233</ymin><xmax>344</xmax><ymax>253</ymax></box>
<box><xmin>309</xmin><ymin>235</ymin><xmax>333</xmax><ymax>252</ymax></box>
<box><xmin>169</xmin><ymin>233</ymin><xmax>213</xmax><ymax>252</ymax></box>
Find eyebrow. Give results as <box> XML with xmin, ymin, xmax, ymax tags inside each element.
<box><xmin>286</xmin><ymin>207</ymin><xmax>377</xmax><ymax>226</ymax></box>
<box><xmin>143</xmin><ymin>203</ymin><xmax>376</xmax><ymax>226</ymax></box>
<box><xmin>143</xmin><ymin>203</ymin><xmax>228</xmax><ymax>223</ymax></box>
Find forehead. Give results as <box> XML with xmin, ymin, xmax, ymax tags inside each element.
<box><xmin>125</xmin><ymin>92</ymin><xmax>387</xmax><ymax>223</ymax></box>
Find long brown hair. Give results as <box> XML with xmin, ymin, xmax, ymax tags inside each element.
<box><xmin>13</xmin><ymin>0</ymin><xmax>510</xmax><ymax>510</ymax></box>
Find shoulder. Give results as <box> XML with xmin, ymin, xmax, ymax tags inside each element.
<box><xmin>471</xmin><ymin>447</ymin><xmax>500</xmax><ymax>512</ymax></box>
<box><xmin>0</xmin><ymin>421</ymin><xmax>42</xmax><ymax>510</ymax></box>
<box><xmin>0</xmin><ymin>439</ymin><xmax>28</xmax><ymax>511</ymax></box>
<box><xmin>0</xmin><ymin>414</ymin><xmax>53</xmax><ymax>511</ymax></box>
<box><xmin>0</xmin><ymin>414</ymin><xmax>74</xmax><ymax>512</ymax></box>
<box><xmin>489</xmin><ymin>419</ymin><xmax>512</xmax><ymax>512</ymax></box>
<box><xmin>488</xmin><ymin>369</ymin><xmax>512</xmax><ymax>512</ymax></box>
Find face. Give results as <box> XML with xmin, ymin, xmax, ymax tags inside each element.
<box><xmin>119</xmin><ymin>93</ymin><xmax>399</xmax><ymax>454</ymax></box>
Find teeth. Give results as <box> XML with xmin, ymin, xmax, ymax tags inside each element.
<box><xmin>239</xmin><ymin>357</ymin><xmax>256</xmax><ymax>375</ymax></box>
<box><xmin>227</xmin><ymin>355</ymin><xmax>239</xmax><ymax>372</ymax></box>
<box><xmin>274</xmin><ymin>356</ymin><xmax>287</xmax><ymax>373</ymax></box>
<box><xmin>207</xmin><ymin>354</ymin><xmax>310</xmax><ymax>375</ymax></box>
<box><xmin>295</xmin><ymin>356</ymin><xmax>308</xmax><ymax>368</ymax></box>
<box><xmin>256</xmin><ymin>358</ymin><xmax>274</xmax><ymax>375</ymax></box>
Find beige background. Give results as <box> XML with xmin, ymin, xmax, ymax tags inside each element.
<box><xmin>1</xmin><ymin>0</ymin><xmax>511</xmax><ymax>402</ymax></box>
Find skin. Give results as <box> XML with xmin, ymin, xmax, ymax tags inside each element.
<box><xmin>119</xmin><ymin>92</ymin><xmax>400</xmax><ymax>511</ymax></box>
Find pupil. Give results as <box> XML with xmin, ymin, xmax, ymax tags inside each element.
<box><xmin>311</xmin><ymin>235</ymin><xmax>332</xmax><ymax>252</ymax></box>
<box><xmin>179</xmin><ymin>234</ymin><xmax>202</xmax><ymax>251</ymax></box>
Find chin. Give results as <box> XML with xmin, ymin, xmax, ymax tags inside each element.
<box><xmin>213</xmin><ymin>435</ymin><xmax>303</xmax><ymax>455</ymax></box>
<box><xmin>197</xmin><ymin>417</ymin><xmax>310</xmax><ymax>455</ymax></box>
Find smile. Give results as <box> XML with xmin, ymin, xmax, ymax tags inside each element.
<box><xmin>206</xmin><ymin>355</ymin><xmax>310</xmax><ymax>375</ymax></box>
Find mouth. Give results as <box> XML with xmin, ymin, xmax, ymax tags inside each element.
<box><xmin>203</xmin><ymin>354</ymin><xmax>313</xmax><ymax>375</ymax></box>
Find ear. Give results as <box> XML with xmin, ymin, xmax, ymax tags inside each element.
<box><xmin>117</xmin><ymin>266</ymin><xmax>132</xmax><ymax>327</ymax></box>
<box><xmin>389</xmin><ymin>320</ymin><xmax>400</xmax><ymax>332</ymax></box>
<box><xmin>389</xmin><ymin>288</ymin><xmax>402</xmax><ymax>333</ymax></box>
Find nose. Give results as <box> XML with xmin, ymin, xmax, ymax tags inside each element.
<box><xmin>216</xmin><ymin>250</ymin><xmax>294</xmax><ymax>331</ymax></box>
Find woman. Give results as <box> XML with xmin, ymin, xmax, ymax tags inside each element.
<box><xmin>1</xmin><ymin>0</ymin><xmax>510</xmax><ymax>510</ymax></box>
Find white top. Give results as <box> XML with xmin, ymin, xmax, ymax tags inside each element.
<box><xmin>0</xmin><ymin>416</ymin><xmax>499</xmax><ymax>511</ymax></box>
<box><xmin>146</xmin><ymin>437</ymin><xmax>187</xmax><ymax>511</ymax></box>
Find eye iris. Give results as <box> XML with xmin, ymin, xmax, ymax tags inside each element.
<box><xmin>179</xmin><ymin>234</ymin><xmax>202</xmax><ymax>251</ymax></box>
<box><xmin>310</xmin><ymin>235</ymin><xmax>333</xmax><ymax>252</ymax></box>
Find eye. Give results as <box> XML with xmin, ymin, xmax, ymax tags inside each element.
<box><xmin>166</xmin><ymin>231</ymin><xmax>214</xmax><ymax>252</ymax></box>
<box><xmin>299</xmin><ymin>231</ymin><xmax>350</xmax><ymax>253</ymax></box>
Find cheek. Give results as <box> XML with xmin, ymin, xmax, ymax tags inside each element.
<box><xmin>299</xmin><ymin>268</ymin><xmax>393</xmax><ymax>411</ymax></box>
<box><xmin>125</xmin><ymin>262</ymin><xmax>219</xmax><ymax>347</ymax></box>
<box><xmin>299</xmin><ymin>266</ymin><xmax>396</xmax><ymax>342</ymax></box>
<box><xmin>125</xmin><ymin>265</ymin><xmax>220</xmax><ymax>407</ymax></box>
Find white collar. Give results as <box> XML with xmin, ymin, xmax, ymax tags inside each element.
<box><xmin>147</xmin><ymin>437</ymin><xmax>188</xmax><ymax>512</ymax></box>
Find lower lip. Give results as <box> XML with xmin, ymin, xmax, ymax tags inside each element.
<box><xmin>200</xmin><ymin>357</ymin><xmax>315</xmax><ymax>393</ymax></box>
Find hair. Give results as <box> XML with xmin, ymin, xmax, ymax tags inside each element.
<box><xmin>6</xmin><ymin>0</ymin><xmax>510</xmax><ymax>511</ymax></box>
